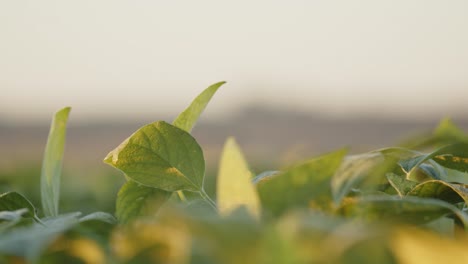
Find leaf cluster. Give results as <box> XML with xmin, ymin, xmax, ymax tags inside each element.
<box><xmin>1</xmin><ymin>82</ymin><xmax>468</xmax><ymax>263</ymax></box>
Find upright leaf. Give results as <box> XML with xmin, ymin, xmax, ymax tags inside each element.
<box><xmin>258</xmin><ymin>149</ymin><xmax>347</xmax><ymax>217</ymax></box>
<box><xmin>217</xmin><ymin>138</ymin><xmax>261</xmax><ymax>219</ymax></box>
<box><xmin>116</xmin><ymin>180</ymin><xmax>171</xmax><ymax>224</ymax></box>
<box><xmin>104</xmin><ymin>121</ymin><xmax>205</xmax><ymax>192</ymax></box>
<box><xmin>41</xmin><ymin>107</ymin><xmax>71</xmax><ymax>217</ymax></box>
<box><xmin>173</xmin><ymin>81</ymin><xmax>225</xmax><ymax>133</ymax></box>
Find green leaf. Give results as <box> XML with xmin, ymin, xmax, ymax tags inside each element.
<box><xmin>104</xmin><ymin>121</ymin><xmax>205</xmax><ymax>192</ymax></box>
<box><xmin>0</xmin><ymin>213</ymin><xmax>79</xmax><ymax>261</ymax></box>
<box><xmin>217</xmin><ymin>137</ymin><xmax>261</xmax><ymax>219</ymax></box>
<box><xmin>400</xmin><ymin>143</ymin><xmax>468</xmax><ymax>180</ymax></box>
<box><xmin>79</xmin><ymin>212</ymin><xmax>117</xmax><ymax>224</ymax></box>
<box><xmin>173</xmin><ymin>81</ymin><xmax>225</xmax><ymax>133</ymax></box>
<box><xmin>434</xmin><ymin>118</ymin><xmax>468</xmax><ymax>143</ymax></box>
<box><xmin>340</xmin><ymin>195</ymin><xmax>468</xmax><ymax>227</ymax></box>
<box><xmin>386</xmin><ymin>173</ymin><xmax>418</xmax><ymax>197</ymax></box>
<box><xmin>258</xmin><ymin>149</ymin><xmax>347</xmax><ymax>217</ymax></box>
<box><xmin>331</xmin><ymin>152</ymin><xmax>384</xmax><ymax>204</ymax></box>
<box><xmin>399</xmin><ymin>118</ymin><xmax>468</xmax><ymax>149</ymax></box>
<box><xmin>41</xmin><ymin>107</ymin><xmax>71</xmax><ymax>217</ymax></box>
<box><xmin>115</xmin><ymin>180</ymin><xmax>171</xmax><ymax>224</ymax></box>
<box><xmin>0</xmin><ymin>192</ymin><xmax>37</xmax><ymax>219</ymax></box>
<box><xmin>407</xmin><ymin>180</ymin><xmax>468</xmax><ymax>204</ymax></box>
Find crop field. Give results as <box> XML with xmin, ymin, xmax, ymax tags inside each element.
<box><xmin>1</xmin><ymin>82</ymin><xmax>468</xmax><ymax>264</ymax></box>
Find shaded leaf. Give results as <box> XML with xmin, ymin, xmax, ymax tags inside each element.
<box><xmin>41</xmin><ymin>107</ymin><xmax>71</xmax><ymax>217</ymax></box>
<box><xmin>104</xmin><ymin>121</ymin><xmax>205</xmax><ymax>192</ymax></box>
<box><xmin>0</xmin><ymin>209</ymin><xmax>29</xmax><ymax>233</ymax></box>
<box><xmin>0</xmin><ymin>213</ymin><xmax>80</xmax><ymax>261</ymax></box>
<box><xmin>386</xmin><ymin>174</ymin><xmax>418</xmax><ymax>197</ymax></box>
<box><xmin>340</xmin><ymin>195</ymin><xmax>468</xmax><ymax>227</ymax></box>
<box><xmin>116</xmin><ymin>180</ymin><xmax>171</xmax><ymax>224</ymax></box>
<box><xmin>217</xmin><ymin>138</ymin><xmax>260</xmax><ymax>219</ymax></box>
<box><xmin>331</xmin><ymin>152</ymin><xmax>384</xmax><ymax>204</ymax></box>
<box><xmin>258</xmin><ymin>149</ymin><xmax>347</xmax><ymax>217</ymax></box>
<box><xmin>400</xmin><ymin>143</ymin><xmax>468</xmax><ymax>181</ymax></box>
<box><xmin>173</xmin><ymin>81</ymin><xmax>225</xmax><ymax>133</ymax></box>
<box><xmin>79</xmin><ymin>212</ymin><xmax>117</xmax><ymax>224</ymax></box>
<box><xmin>408</xmin><ymin>180</ymin><xmax>468</xmax><ymax>204</ymax></box>
<box><xmin>0</xmin><ymin>192</ymin><xmax>37</xmax><ymax>219</ymax></box>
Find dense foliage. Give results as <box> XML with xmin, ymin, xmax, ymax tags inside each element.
<box><xmin>1</xmin><ymin>82</ymin><xmax>468</xmax><ymax>263</ymax></box>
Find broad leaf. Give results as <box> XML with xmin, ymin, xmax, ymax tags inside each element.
<box><xmin>217</xmin><ymin>138</ymin><xmax>260</xmax><ymax>219</ymax></box>
<box><xmin>0</xmin><ymin>209</ymin><xmax>29</xmax><ymax>233</ymax></box>
<box><xmin>79</xmin><ymin>212</ymin><xmax>117</xmax><ymax>224</ymax></box>
<box><xmin>400</xmin><ymin>143</ymin><xmax>468</xmax><ymax>181</ymax></box>
<box><xmin>434</xmin><ymin>118</ymin><xmax>468</xmax><ymax>143</ymax></box>
<box><xmin>173</xmin><ymin>81</ymin><xmax>225</xmax><ymax>133</ymax></box>
<box><xmin>340</xmin><ymin>195</ymin><xmax>468</xmax><ymax>227</ymax></box>
<box><xmin>258</xmin><ymin>149</ymin><xmax>347</xmax><ymax>217</ymax></box>
<box><xmin>41</xmin><ymin>107</ymin><xmax>71</xmax><ymax>217</ymax></box>
<box><xmin>116</xmin><ymin>180</ymin><xmax>171</xmax><ymax>224</ymax></box>
<box><xmin>386</xmin><ymin>173</ymin><xmax>418</xmax><ymax>197</ymax></box>
<box><xmin>407</xmin><ymin>180</ymin><xmax>468</xmax><ymax>204</ymax></box>
<box><xmin>331</xmin><ymin>152</ymin><xmax>384</xmax><ymax>204</ymax></box>
<box><xmin>104</xmin><ymin>121</ymin><xmax>205</xmax><ymax>192</ymax></box>
<box><xmin>0</xmin><ymin>213</ymin><xmax>80</xmax><ymax>261</ymax></box>
<box><xmin>391</xmin><ymin>227</ymin><xmax>468</xmax><ymax>264</ymax></box>
<box><xmin>0</xmin><ymin>192</ymin><xmax>37</xmax><ymax>219</ymax></box>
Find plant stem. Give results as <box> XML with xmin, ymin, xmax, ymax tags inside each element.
<box><xmin>199</xmin><ymin>188</ymin><xmax>217</xmax><ymax>211</ymax></box>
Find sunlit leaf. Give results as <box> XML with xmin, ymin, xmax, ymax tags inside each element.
<box><xmin>115</xmin><ymin>180</ymin><xmax>171</xmax><ymax>224</ymax></box>
<box><xmin>104</xmin><ymin>121</ymin><xmax>205</xmax><ymax>192</ymax></box>
<box><xmin>391</xmin><ymin>227</ymin><xmax>468</xmax><ymax>264</ymax></box>
<box><xmin>217</xmin><ymin>138</ymin><xmax>260</xmax><ymax>219</ymax></box>
<box><xmin>173</xmin><ymin>81</ymin><xmax>225</xmax><ymax>133</ymax></box>
<box><xmin>41</xmin><ymin>107</ymin><xmax>71</xmax><ymax>217</ymax></box>
<box><xmin>434</xmin><ymin>118</ymin><xmax>468</xmax><ymax>143</ymax></box>
<box><xmin>111</xmin><ymin>220</ymin><xmax>191</xmax><ymax>264</ymax></box>
<box><xmin>258</xmin><ymin>149</ymin><xmax>347</xmax><ymax>217</ymax></box>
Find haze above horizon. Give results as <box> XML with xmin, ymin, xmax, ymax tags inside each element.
<box><xmin>1</xmin><ymin>1</ymin><xmax>468</xmax><ymax>124</ymax></box>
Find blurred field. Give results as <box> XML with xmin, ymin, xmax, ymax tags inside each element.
<box><xmin>1</xmin><ymin>106</ymin><xmax>467</xmax><ymax>214</ymax></box>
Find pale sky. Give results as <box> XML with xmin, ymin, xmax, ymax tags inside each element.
<box><xmin>1</xmin><ymin>1</ymin><xmax>468</xmax><ymax>123</ymax></box>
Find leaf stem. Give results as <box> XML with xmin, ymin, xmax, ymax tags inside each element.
<box><xmin>199</xmin><ymin>188</ymin><xmax>217</xmax><ymax>211</ymax></box>
<box><xmin>176</xmin><ymin>190</ymin><xmax>187</xmax><ymax>202</ymax></box>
